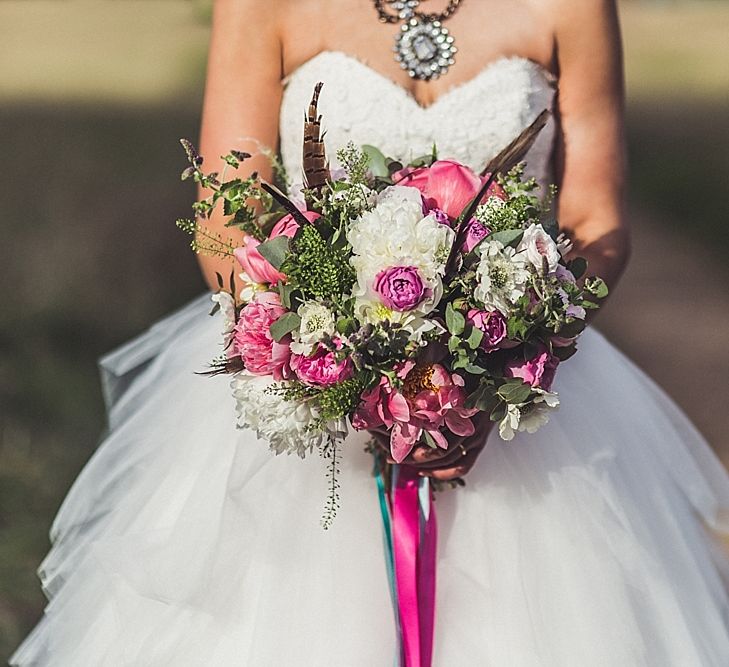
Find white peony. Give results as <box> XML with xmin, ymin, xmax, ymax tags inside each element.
<box><xmin>517</xmin><ymin>223</ymin><xmax>561</xmax><ymax>274</ymax></box>
<box><xmin>474</xmin><ymin>240</ymin><xmax>531</xmax><ymax>315</ymax></box>
<box><xmin>290</xmin><ymin>301</ymin><xmax>336</xmax><ymax>355</ymax></box>
<box><xmin>498</xmin><ymin>390</ymin><xmax>560</xmax><ymax>441</ymax></box>
<box><xmin>348</xmin><ymin>185</ymin><xmax>455</xmax><ymax>315</ymax></box>
<box><xmin>231</xmin><ymin>373</ymin><xmax>340</xmax><ymax>458</ymax></box>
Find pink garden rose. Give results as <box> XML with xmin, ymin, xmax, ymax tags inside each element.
<box><xmin>505</xmin><ymin>345</ymin><xmax>560</xmax><ymax>392</ymax></box>
<box><xmin>290</xmin><ymin>344</ymin><xmax>353</xmax><ymax>387</ymax></box>
<box><xmin>234</xmin><ymin>210</ymin><xmax>321</xmax><ymax>285</ymax></box>
<box><xmin>395</xmin><ymin>160</ymin><xmax>507</xmax><ymax>220</ymax></box>
<box><xmin>232</xmin><ymin>292</ymin><xmax>290</xmax><ymax>379</ymax></box>
<box><xmin>467</xmin><ymin>309</ymin><xmax>507</xmax><ymax>351</ymax></box>
<box><xmin>352</xmin><ymin>363</ymin><xmax>477</xmax><ymax>463</ymax></box>
<box><xmin>374</xmin><ymin>266</ymin><xmax>428</xmax><ymax>311</ymax></box>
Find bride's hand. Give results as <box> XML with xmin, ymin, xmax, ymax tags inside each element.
<box><xmin>369</xmin><ymin>413</ymin><xmax>493</xmax><ymax>481</ymax></box>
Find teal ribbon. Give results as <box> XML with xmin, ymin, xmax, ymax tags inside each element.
<box><xmin>374</xmin><ymin>458</ymin><xmax>403</xmax><ymax>666</ymax></box>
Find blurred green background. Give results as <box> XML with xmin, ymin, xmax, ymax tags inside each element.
<box><xmin>1</xmin><ymin>0</ymin><xmax>728</xmax><ymax>659</ymax></box>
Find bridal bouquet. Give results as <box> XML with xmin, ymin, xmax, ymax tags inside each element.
<box><xmin>177</xmin><ymin>84</ymin><xmax>606</xmax><ymax>519</ymax></box>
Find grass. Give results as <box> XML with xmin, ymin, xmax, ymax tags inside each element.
<box><xmin>1</xmin><ymin>0</ymin><xmax>728</xmax><ymax>660</ymax></box>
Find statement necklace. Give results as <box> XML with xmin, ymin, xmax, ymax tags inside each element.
<box><xmin>373</xmin><ymin>0</ymin><xmax>462</xmax><ymax>80</ymax></box>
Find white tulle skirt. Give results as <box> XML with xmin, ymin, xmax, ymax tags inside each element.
<box><xmin>11</xmin><ymin>294</ymin><xmax>729</xmax><ymax>666</ymax></box>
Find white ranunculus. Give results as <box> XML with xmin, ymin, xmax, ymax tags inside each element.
<box><xmin>517</xmin><ymin>223</ymin><xmax>561</xmax><ymax>274</ymax></box>
<box><xmin>474</xmin><ymin>240</ymin><xmax>530</xmax><ymax>315</ymax></box>
<box><xmin>231</xmin><ymin>374</ymin><xmax>329</xmax><ymax>458</ymax></box>
<box><xmin>290</xmin><ymin>301</ymin><xmax>336</xmax><ymax>355</ymax></box>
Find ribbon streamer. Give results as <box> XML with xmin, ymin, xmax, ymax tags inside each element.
<box><xmin>375</xmin><ymin>462</ymin><xmax>438</xmax><ymax>667</ymax></box>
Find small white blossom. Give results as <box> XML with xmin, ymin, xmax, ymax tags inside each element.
<box><xmin>238</xmin><ymin>270</ymin><xmax>267</xmax><ymax>303</ymax></box>
<box><xmin>474</xmin><ymin>240</ymin><xmax>530</xmax><ymax>315</ymax></box>
<box><xmin>498</xmin><ymin>390</ymin><xmax>560</xmax><ymax>441</ymax></box>
<box><xmin>517</xmin><ymin>223</ymin><xmax>561</xmax><ymax>274</ymax></box>
<box><xmin>290</xmin><ymin>301</ymin><xmax>336</xmax><ymax>355</ymax></box>
<box><xmin>474</xmin><ymin>195</ymin><xmax>506</xmax><ymax>225</ymax></box>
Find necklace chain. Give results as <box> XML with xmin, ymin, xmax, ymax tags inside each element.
<box><xmin>373</xmin><ymin>0</ymin><xmax>463</xmax><ymax>25</ymax></box>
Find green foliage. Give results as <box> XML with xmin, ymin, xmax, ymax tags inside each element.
<box><xmin>315</xmin><ymin>376</ymin><xmax>371</xmax><ymax>426</ymax></box>
<box><xmin>336</xmin><ymin>142</ymin><xmax>371</xmax><ymax>185</ymax></box>
<box><xmin>269</xmin><ymin>312</ymin><xmax>301</xmax><ymax>342</ymax></box>
<box><xmin>282</xmin><ymin>224</ymin><xmax>356</xmax><ymax>302</ymax></box>
<box><xmin>176</xmin><ymin>217</ymin><xmax>236</xmax><ymax>258</ymax></box>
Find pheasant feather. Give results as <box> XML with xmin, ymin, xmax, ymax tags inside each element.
<box><xmin>303</xmin><ymin>82</ymin><xmax>329</xmax><ymax>207</ymax></box>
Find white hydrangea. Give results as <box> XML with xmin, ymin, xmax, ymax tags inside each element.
<box><xmin>347</xmin><ymin>185</ymin><xmax>455</xmax><ymax>315</ymax></box>
<box><xmin>290</xmin><ymin>301</ymin><xmax>336</xmax><ymax>355</ymax></box>
<box><xmin>231</xmin><ymin>374</ymin><xmax>340</xmax><ymax>458</ymax></box>
<box><xmin>211</xmin><ymin>291</ymin><xmax>236</xmax><ymax>352</ymax></box>
<box><xmin>499</xmin><ymin>391</ymin><xmax>560</xmax><ymax>441</ymax></box>
<box><xmin>517</xmin><ymin>223</ymin><xmax>561</xmax><ymax>274</ymax></box>
<box><xmin>474</xmin><ymin>240</ymin><xmax>531</xmax><ymax>315</ymax></box>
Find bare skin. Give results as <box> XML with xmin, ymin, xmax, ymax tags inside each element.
<box><xmin>199</xmin><ymin>0</ymin><xmax>630</xmax><ymax>480</ymax></box>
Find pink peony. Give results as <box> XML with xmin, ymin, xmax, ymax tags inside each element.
<box><xmin>352</xmin><ymin>363</ymin><xmax>477</xmax><ymax>463</ymax></box>
<box><xmin>374</xmin><ymin>266</ymin><xmax>427</xmax><ymax>311</ymax></box>
<box><xmin>232</xmin><ymin>292</ymin><xmax>290</xmax><ymax>379</ymax></box>
<box><xmin>467</xmin><ymin>309</ymin><xmax>507</xmax><ymax>351</ymax></box>
<box><xmin>505</xmin><ymin>345</ymin><xmax>560</xmax><ymax>391</ymax></box>
<box><xmin>394</xmin><ymin>160</ymin><xmax>507</xmax><ymax>220</ymax></box>
<box><xmin>290</xmin><ymin>345</ymin><xmax>353</xmax><ymax>387</ymax></box>
<box><xmin>234</xmin><ymin>210</ymin><xmax>320</xmax><ymax>285</ymax></box>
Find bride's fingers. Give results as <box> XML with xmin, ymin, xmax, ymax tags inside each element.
<box><xmin>419</xmin><ymin>447</ymin><xmax>481</xmax><ymax>480</ymax></box>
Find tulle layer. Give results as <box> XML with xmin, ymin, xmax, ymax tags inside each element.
<box><xmin>11</xmin><ymin>295</ymin><xmax>729</xmax><ymax>666</ymax></box>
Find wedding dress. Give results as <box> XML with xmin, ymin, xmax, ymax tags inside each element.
<box><xmin>11</xmin><ymin>51</ymin><xmax>729</xmax><ymax>666</ymax></box>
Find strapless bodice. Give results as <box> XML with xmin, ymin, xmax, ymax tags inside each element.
<box><xmin>279</xmin><ymin>50</ymin><xmax>557</xmax><ymax>187</ymax></box>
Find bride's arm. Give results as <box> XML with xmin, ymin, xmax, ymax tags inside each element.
<box><xmin>197</xmin><ymin>0</ymin><xmax>283</xmax><ymax>292</ymax></box>
<box><xmin>552</xmin><ymin>0</ymin><xmax>630</xmax><ymax>293</ymax></box>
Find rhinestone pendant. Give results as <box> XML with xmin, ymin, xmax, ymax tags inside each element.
<box><xmin>393</xmin><ymin>17</ymin><xmax>457</xmax><ymax>80</ymax></box>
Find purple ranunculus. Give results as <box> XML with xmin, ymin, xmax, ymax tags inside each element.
<box><xmin>462</xmin><ymin>217</ymin><xmax>490</xmax><ymax>253</ymax></box>
<box><xmin>505</xmin><ymin>345</ymin><xmax>560</xmax><ymax>391</ymax></box>
<box><xmin>375</xmin><ymin>266</ymin><xmax>427</xmax><ymax>311</ymax></box>
<box><xmin>467</xmin><ymin>309</ymin><xmax>507</xmax><ymax>351</ymax></box>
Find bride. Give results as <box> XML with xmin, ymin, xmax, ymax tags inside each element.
<box><xmin>12</xmin><ymin>0</ymin><xmax>729</xmax><ymax>664</ymax></box>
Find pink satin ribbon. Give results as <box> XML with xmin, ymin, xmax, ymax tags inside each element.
<box><xmin>391</xmin><ymin>466</ymin><xmax>438</xmax><ymax>667</ymax></box>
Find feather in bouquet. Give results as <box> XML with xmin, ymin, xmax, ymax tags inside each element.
<box><xmin>176</xmin><ymin>85</ymin><xmax>607</xmax><ymax>526</ymax></box>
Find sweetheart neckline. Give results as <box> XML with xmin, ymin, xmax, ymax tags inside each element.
<box><xmin>282</xmin><ymin>50</ymin><xmax>556</xmax><ymax>111</ymax></box>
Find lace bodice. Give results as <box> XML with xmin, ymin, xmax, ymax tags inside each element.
<box><xmin>280</xmin><ymin>51</ymin><xmax>557</xmax><ymax>187</ymax></box>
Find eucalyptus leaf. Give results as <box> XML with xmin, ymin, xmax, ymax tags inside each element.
<box><xmin>257</xmin><ymin>235</ymin><xmax>290</xmax><ymax>270</ymax></box>
<box><xmin>489</xmin><ymin>229</ymin><xmax>524</xmax><ymax>247</ymax></box>
<box><xmin>498</xmin><ymin>380</ymin><xmax>532</xmax><ymax>404</ymax></box>
<box><xmin>465</xmin><ymin>326</ymin><xmax>484</xmax><ymax>350</ymax></box>
<box><xmin>445</xmin><ymin>303</ymin><xmax>465</xmax><ymax>335</ymax></box>
<box><xmin>362</xmin><ymin>145</ymin><xmax>389</xmax><ymax>178</ymax></box>
<box><xmin>269</xmin><ymin>312</ymin><xmax>301</xmax><ymax>342</ymax></box>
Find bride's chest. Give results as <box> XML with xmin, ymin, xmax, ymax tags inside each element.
<box><xmin>279</xmin><ymin>51</ymin><xmax>557</xmax><ymax>183</ymax></box>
